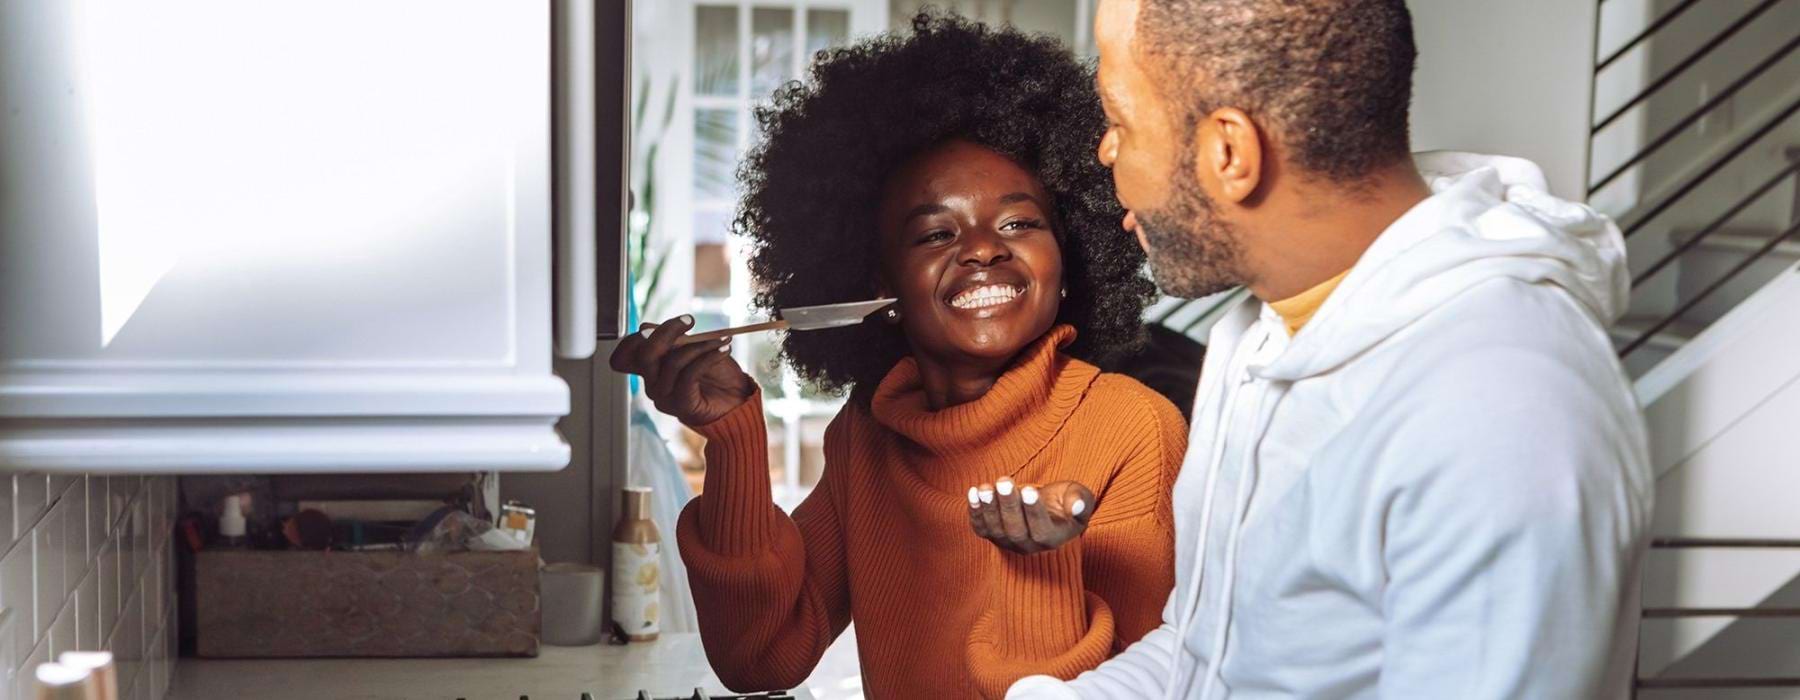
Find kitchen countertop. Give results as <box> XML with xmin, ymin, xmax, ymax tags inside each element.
<box><xmin>168</xmin><ymin>634</ymin><xmax>814</xmax><ymax>700</ymax></box>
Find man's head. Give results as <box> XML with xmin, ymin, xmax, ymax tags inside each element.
<box><xmin>1095</xmin><ymin>0</ymin><xmax>1417</xmax><ymax>299</ymax></box>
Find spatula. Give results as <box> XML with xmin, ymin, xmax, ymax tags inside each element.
<box><xmin>673</xmin><ymin>299</ymin><xmax>896</xmax><ymax>346</ymax></box>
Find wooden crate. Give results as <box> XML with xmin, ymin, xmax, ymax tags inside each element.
<box><xmin>196</xmin><ymin>549</ymin><xmax>539</xmax><ymax>658</ymax></box>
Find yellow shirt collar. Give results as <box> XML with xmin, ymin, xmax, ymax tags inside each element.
<box><xmin>1268</xmin><ymin>269</ymin><xmax>1351</xmax><ymax>336</ymax></box>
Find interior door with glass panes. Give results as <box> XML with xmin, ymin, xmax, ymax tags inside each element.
<box><xmin>630</xmin><ymin>1</ymin><xmax>885</xmax><ymax>511</ymax></box>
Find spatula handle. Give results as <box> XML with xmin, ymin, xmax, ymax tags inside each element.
<box><xmin>674</xmin><ymin>319</ymin><xmax>791</xmax><ymax>346</ymax></box>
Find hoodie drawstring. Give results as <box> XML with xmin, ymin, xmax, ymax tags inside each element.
<box><xmin>1163</xmin><ymin>371</ymin><xmax>1251</xmax><ymax>700</ymax></box>
<box><xmin>1194</xmin><ymin>380</ymin><xmax>1281</xmax><ymax>700</ymax></box>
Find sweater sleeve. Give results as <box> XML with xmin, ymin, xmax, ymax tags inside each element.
<box><xmin>967</xmin><ymin>387</ymin><xmax>1185</xmax><ymax>698</ymax></box>
<box><xmin>675</xmin><ymin>390</ymin><xmax>852</xmax><ymax>692</ymax></box>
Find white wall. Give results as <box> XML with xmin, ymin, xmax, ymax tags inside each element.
<box><xmin>1406</xmin><ymin>0</ymin><xmax>1597</xmax><ymax>201</ymax></box>
<box><xmin>1635</xmin><ymin>264</ymin><xmax>1800</xmax><ymax>680</ymax></box>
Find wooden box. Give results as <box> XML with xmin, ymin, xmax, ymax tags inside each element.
<box><xmin>196</xmin><ymin>549</ymin><xmax>540</xmax><ymax>658</ymax></box>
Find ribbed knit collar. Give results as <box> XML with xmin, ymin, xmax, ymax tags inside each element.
<box><xmin>870</xmin><ymin>325</ymin><xmax>1098</xmax><ymax>489</ymax></box>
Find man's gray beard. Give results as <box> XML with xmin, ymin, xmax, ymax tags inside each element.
<box><xmin>1137</xmin><ymin>173</ymin><xmax>1245</xmax><ymax>299</ymax></box>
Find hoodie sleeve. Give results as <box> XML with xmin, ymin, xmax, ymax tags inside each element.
<box><xmin>1373</xmin><ymin>347</ymin><xmax>1649</xmax><ymax>699</ymax></box>
<box><xmin>1005</xmin><ymin>614</ymin><xmax>1180</xmax><ymax>699</ymax></box>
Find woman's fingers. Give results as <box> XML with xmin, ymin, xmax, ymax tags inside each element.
<box><xmin>606</xmin><ymin>321</ymin><xmax>657</xmax><ymax>375</ymax></box>
<box><xmin>1021</xmin><ymin>485</ymin><xmax>1059</xmax><ymax>548</ymax></box>
<box><xmin>652</xmin><ymin>337</ymin><xmax>730</xmax><ymax>401</ymax></box>
<box><xmin>994</xmin><ymin>478</ymin><xmax>1035</xmax><ymax>552</ymax></box>
<box><xmin>967</xmin><ymin>486</ymin><xmax>991</xmax><ymax>539</ymax></box>
<box><xmin>1060</xmin><ymin>482</ymin><xmax>1097</xmax><ymax>526</ymax></box>
<box><xmin>976</xmin><ymin>483</ymin><xmax>1004</xmax><ymax>545</ymax></box>
<box><xmin>632</xmin><ymin>316</ymin><xmax>695</xmax><ymax>396</ymax></box>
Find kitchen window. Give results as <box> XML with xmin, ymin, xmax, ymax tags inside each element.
<box><xmin>633</xmin><ymin>0</ymin><xmax>885</xmax><ymax>511</ymax></box>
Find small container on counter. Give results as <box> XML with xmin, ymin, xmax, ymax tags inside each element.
<box><xmin>217</xmin><ymin>493</ymin><xmax>248</xmax><ymax>549</ymax></box>
<box><xmin>57</xmin><ymin>652</ymin><xmax>117</xmax><ymax>700</ymax></box>
<box><xmin>610</xmin><ymin>486</ymin><xmax>661</xmax><ymax>642</ymax></box>
<box><xmin>542</xmin><ymin>562</ymin><xmax>606</xmax><ymax>646</ymax></box>
<box><xmin>32</xmin><ymin>662</ymin><xmax>97</xmax><ymax>700</ymax></box>
<box><xmin>498</xmin><ymin>500</ymin><xmax>537</xmax><ymax>547</ymax></box>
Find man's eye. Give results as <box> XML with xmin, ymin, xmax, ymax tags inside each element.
<box><xmin>918</xmin><ymin>230</ymin><xmax>953</xmax><ymax>244</ymax></box>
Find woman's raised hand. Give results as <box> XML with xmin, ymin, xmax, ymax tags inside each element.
<box><xmin>609</xmin><ymin>315</ymin><xmax>756</xmax><ymax>426</ymax></box>
<box><xmin>967</xmin><ymin>478</ymin><xmax>1096</xmax><ymax>554</ymax></box>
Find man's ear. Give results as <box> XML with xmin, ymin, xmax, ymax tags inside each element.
<box><xmin>1191</xmin><ymin>107</ymin><xmax>1264</xmax><ymax>205</ymax></box>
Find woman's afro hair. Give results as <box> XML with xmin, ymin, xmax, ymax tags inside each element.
<box><xmin>733</xmin><ymin>10</ymin><xmax>1156</xmax><ymax>397</ymax></box>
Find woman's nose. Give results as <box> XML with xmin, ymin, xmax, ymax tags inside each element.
<box><xmin>960</xmin><ymin>226</ymin><xmax>1011</xmax><ymax>267</ymax></box>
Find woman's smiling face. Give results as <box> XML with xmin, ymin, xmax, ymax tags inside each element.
<box><xmin>876</xmin><ymin>140</ymin><xmax>1065</xmax><ymax>366</ymax></box>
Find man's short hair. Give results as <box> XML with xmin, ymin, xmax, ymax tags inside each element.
<box><xmin>1137</xmin><ymin>0</ymin><xmax>1417</xmax><ymax>183</ymax></box>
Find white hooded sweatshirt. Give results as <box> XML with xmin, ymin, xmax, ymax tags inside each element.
<box><xmin>1009</xmin><ymin>152</ymin><xmax>1654</xmax><ymax>700</ymax></box>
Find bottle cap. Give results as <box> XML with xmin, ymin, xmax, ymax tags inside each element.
<box><xmin>33</xmin><ymin>662</ymin><xmax>95</xmax><ymax>700</ymax></box>
<box><xmin>57</xmin><ymin>652</ymin><xmax>116</xmax><ymax>700</ymax></box>
<box><xmin>220</xmin><ymin>494</ymin><xmax>247</xmax><ymax>538</ymax></box>
<box><xmin>621</xmin><ymin>487</ymin><xmax>653</xmax><ymax>522</ymax></box>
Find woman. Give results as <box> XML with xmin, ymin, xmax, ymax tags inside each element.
<box><xmin>611</xmin><ymin>13</ymin><xmax>1184</xmax><ymax>698</ymax></box>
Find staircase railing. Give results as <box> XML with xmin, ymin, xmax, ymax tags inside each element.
<box><xmin>1592</xmin><ymin>0</ymin><xmax>1800</xmax><ymax>692</ymax></box>
<box><xmin>1593</xmin><ymin>0</ymin><xmax>1800</xmax><ymax>364</ymax></box>
<box><xmin>1637</xmin><ymin>538</ymin><xmax>1800</xmax><ymax>692</ymax></box>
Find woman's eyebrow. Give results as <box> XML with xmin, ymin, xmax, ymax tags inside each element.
<box><xmin>903</xmin><ymin>202</ymin><xmax>951</xmax><ymax>224</ymax></box>
<box><xmin>999</xmin><ymin>192</ymin><xmax>1042</xmax><ymax>206</ymax></box>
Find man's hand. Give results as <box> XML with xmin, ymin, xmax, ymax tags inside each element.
<box><xmin>968</xmin><ymin>478</ymin><xmax>1096</xmax><ymax>554</ymax></box>
<box><xmin>609</xmin><ymin>315</ymin><xmax>756</xmax><ymax>426</ymax></box>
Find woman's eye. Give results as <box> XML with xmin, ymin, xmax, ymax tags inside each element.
<box><xmin>1002</xmin><ymin>218</ymin><xmax>1045</xmax><ymax>231</ymax></box>
<box><xmin>918</xmin><ymin>230</ymin><xmax>953</xmax><ymax>244</ymax></box>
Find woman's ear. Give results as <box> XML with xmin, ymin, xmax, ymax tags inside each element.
<box><xmin>873</xmin><ymin>281</ymin><xmax>903</xmax><ymax>323</ymax></box>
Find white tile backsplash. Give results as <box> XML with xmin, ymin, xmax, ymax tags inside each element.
<box><xmin>0</xmin><ymin>476</ymin><xmax>175</xmax><ymax>700</ymax></box>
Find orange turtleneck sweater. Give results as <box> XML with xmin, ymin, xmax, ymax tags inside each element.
<box><xmin>676</xmin><ymin>325</ymin><xmax>1185</xmax><ymax>698</ymax></box>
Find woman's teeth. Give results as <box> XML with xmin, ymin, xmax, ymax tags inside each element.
<box><xmin>949</xmin><ymin>284</ymin><xmax>1023</xmax><ymax>310</ymax></box>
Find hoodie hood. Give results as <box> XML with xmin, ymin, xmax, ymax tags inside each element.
<box><xmin>1256</xmin><ymin>151</ymin><xmax>1629</xmax><ymax>382</ymax></box>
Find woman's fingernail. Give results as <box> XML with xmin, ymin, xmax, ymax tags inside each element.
<box><xmin>680</xmin><ymin>314</ymin><xmax>694</xmax><ymax>325</ymax></box>
<box><xmin>995</xmin><ymin>478</ymin><xmax>1014</xmax><ymax>497</ymax></box>
<box><xmin>967</xmin><ymin>487</ymin><xmax>981</xmax><ymax>508</ymax></box>
<box><xmin>719</xmin><ymin>342</ymin><xmax>732</xmax><ymax>353</ymax></box>
<box><xmin>1021</xmin><ymin>486</ymin><xmax>1039</xmax><ymax>505</ymax></box>
<box><xmin>1070</xmin><ymin>499</ymin><xmax>1086</xmax><ymax>517</ymax></box>
<box><xmin>978</xmin><ymin>489</ymin><xmax>994</xmax><ymax>504</ymax></box>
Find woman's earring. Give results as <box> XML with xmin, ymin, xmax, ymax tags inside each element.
<box><xmin>1059</xmin><ymin>287</ymin><xmax>1068</xmax><ymax>299</ymax></box>
<box><xmin>883</xmin><ymin>306</ymin><xmax>902</xmax><ymax>324</ymax></box>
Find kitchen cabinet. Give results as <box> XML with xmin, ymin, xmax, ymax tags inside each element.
<box><xmin>0</xmin><ymin>1</ymin><xmax>624</xmax><ymax>473</ymax></box>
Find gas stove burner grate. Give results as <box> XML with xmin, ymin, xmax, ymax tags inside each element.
<box><xmin>471</xmin><ymin>692</ymin><xmax>796</xmax><ymax>700</ymax></box>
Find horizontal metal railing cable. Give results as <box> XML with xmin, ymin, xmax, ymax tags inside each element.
<box><xmin>1638</xmin><ymin>678</ymin><xmax>1800</xmax><ymax>690</ymax></box>
<box><xmin>1630</xmin><ymin>160</ymin><xmax>1800</xmax><ymax>287</ymax></box>
<box><xmin>1644</xmin><ymin>607</ymin><xmax>1800</xmax><ymax>618</ymax></box>
<box><xmin>1653</xmin><ymin>537</ymin><xmax>1800</xmax><ymax>548</ymax></box>
<box><xmin>1181</xmin><ymin>287</ymin><xmax>1250</xmax><ymax>336</ymax></box>
<box><xmin>1592</xmin><ymin>31</ymin><xmax>1800</xmax><ymax>192</ymax></box>
<box><xmin>1592</xmin><ymin>0</ymin><xmax>1789</xmax><ymax>133</ymax></box>
<box><xmin>1619</xmin><ymin>216</ymin><xmax>1800</xmax><ymax>357</ymax></box>
<box><xmin>1596</xmin><ymin>0</ymin><xmax>1703</xmax><ymax>72</ymax></box>
<box><xmin>1150</xmin><ymin>298</ymin><xmax>1191</xmax><ymax>326</ymax></box>
<box><xmin>1619</xmin><ymin>94</ymin><xmax>1800</xmax><ymax>237</ymax></box>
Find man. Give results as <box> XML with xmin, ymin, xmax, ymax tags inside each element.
<box><xmin>1008</xmin><ymin>0</ymin><xmax>1653</xmax><ymax>697</ymax></box>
